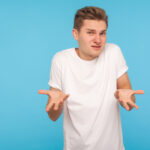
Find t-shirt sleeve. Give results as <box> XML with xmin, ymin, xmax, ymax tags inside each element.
<box><xmin>48</xmin><ymin>54</ymin><xmax>62</xmax><ymax>91</ymax></box>
<box><xmin>115</xmin><ymin>45</ymin><xmax>128</xmax><ymax>79</ymax></box>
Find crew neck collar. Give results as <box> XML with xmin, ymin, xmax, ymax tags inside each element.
<box><xmin>73</xmin><ymin>48</ymin><xmax>98</xmax><ymax>64</ymax></box>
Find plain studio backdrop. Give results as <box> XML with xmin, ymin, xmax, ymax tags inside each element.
<box><xmin>0</xmin><ymin>0</ymin><xmax>149</xmax><ymax>150</ymax></box>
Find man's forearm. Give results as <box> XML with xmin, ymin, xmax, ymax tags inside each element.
<box><xmin>117</xmin><ymin>74</ymin><xmax>135</xmax><ymax>110</ymax></box>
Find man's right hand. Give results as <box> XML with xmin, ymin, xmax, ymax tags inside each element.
<box><xmin>38</xmin><ymin>88</ymin><xmax>70</xmax><ymax>112</ymax></box>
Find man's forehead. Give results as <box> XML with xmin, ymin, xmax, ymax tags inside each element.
<box><xmin>82</xmin><ymin>20</ymin><xmax>107</xmax><ymax>31</ymax></box>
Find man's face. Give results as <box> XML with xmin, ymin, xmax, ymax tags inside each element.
<box><xmin>72</xmin><ymin>19</ymin><xmax>107</xmax><ymax>60</ymax></box>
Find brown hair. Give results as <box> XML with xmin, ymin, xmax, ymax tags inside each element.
<box><xmin>73</xmin><ymin>6</ymin><xmax>108</xmax><ymax>31</ymax></box>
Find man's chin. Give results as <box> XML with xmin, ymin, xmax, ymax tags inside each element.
<box><xmin>90</xmin><ymin>53</ymin><xmax>100</xmax><ymax>59</ymax></box>
<box><xmin>93</xmin><ymin>49</ymin><xmax>102</xmax><ymax>56</ymax></box>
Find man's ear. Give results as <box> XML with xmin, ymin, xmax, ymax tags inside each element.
<box><xmin>72</xmin><ymin>28</ymin><xmax>79</xmax><ymax>40</ymax></box>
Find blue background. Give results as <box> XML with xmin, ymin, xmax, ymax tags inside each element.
<box><xmin>0</xmin><ymin>0</ymin><xmax>149</xmax><ymax>150</ymax></box>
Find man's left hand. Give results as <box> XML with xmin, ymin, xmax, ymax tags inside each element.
<box><xmin>114</xmin><ymin>89</ymin><xmax>144</xmax><ymax>111</ymax></box>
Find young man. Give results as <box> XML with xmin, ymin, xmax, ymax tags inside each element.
<box><xmin>39</xmin><ymin>6</ymin><xmax>144</xmax><ymax>150</ymax></box>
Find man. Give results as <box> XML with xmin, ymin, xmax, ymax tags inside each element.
<box><xmin>39</xmin><ymin>6</ymin><xmax>144</xmax><ymax>150</ymax></box>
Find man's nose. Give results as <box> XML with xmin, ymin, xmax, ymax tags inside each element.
<box><xmin>93</xmin><ymin>34</ymin><xmax>101</xmax><ymax>44</ymax></box>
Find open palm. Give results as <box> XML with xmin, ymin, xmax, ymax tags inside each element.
<box><xmin>38</xmin><ymin>89</ymin><xmax>70</xmax><ymax>111</ymax></box>
<box><xmin>114</xmin><ymin>89</ymin><xmax>144</xmax><ymax>111</ymax></box>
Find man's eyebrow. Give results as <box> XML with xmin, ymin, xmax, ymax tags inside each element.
<box><xmin>101</xmin><ymin>30</ymin><xmax>107</xmax><ymax>32</ymax></box>
<box><xmin>86</xmin><ymin>28</ymin><xmax>107</xmax><ymax>32</ymax></box>
<box><xmin>86</xmin><ymin>28</ymin><xmax>95</xmax><ymax>31</ymax></box>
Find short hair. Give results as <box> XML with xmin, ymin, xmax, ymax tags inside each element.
<box><xmin>73</xmin><ymin>6</ymin><xmax>108</xmax><ymax>31</ymax></box>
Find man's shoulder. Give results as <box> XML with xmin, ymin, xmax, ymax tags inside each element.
<box><xmin>104</xmin><ymin>43</ymin><xmax>122</xmax><ymax>56</ymax></box>
<box><xmin>105</xmin><ymin>43</ymin><xmax>120</xmax><ymax>50</ymax></box>
<box><xmin>52</xmin><ymin>47</ymin><xmax>74</xmax><ymax>63</ymax></box>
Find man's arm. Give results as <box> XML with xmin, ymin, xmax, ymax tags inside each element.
<box><xmin>117</xmin><ymin>72</ymin><xmax>131</xmax><ymax>89</ymax></box>
<box><xmin>38</xmin><ymin>87</ymin><xmax>69</xmax><ymax>121</ymax></box>
<box><xmin>116</xmin><ymin>72</ymin><xmax>135</xmax><ymax>110</ymax></box>
<box><xmin>47</xmin><ymin>87</ymin><xmax>64</xmax><ymax>121</ymax></box>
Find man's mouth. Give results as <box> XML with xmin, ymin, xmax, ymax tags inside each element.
<box><xmin>92</xmin><ymin>46</ymin><xmax>101</xmax><ymax>48</ymax></box>
<box><xmin>91</xmin><ymin>45</ymin><xmax>101</xmax><ymax>49</ymax></box>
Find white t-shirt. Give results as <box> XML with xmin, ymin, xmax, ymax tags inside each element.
<box><xmin>48</xmin><ymin>43</ymin><xmax>128</xmax><ymax>150</ymax></box>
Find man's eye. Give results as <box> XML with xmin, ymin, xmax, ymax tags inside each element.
<box><xmin>87</xmin><ymin>32</ymin><xmax>94</xmax><ymax>34</ymax></box>
<box><xmin>100</xmin><ymin>32</ymin><xmax>106</xmax><ymax>35</ymax></box>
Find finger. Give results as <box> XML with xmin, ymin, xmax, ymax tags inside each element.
<box><xmin>132</xmin><ymin>90</ymin><xmax>144</xmax><ymax>95</ymax></box>
<box><xmin>128</xmin><ymin>101</ymin><xmax>139</xmax><ymax>110</ymax></box>
<box><xmin>46</xmin><ymin>98</ymin><xmax>51</xmax><ymax>106</ymax></box>
<box><xmin>59</xmin><ymin>98</ymin><xmax>64</xmax><ymax>105</ymax></box>
<box><xmin>59</xmin><ymin>101</ymin><xmax>63</xmax><ymax>107</ymax></box>
<box><xmin>122</xmin><ymin>102</ymin><xmax>130</xmax><ymax>111</ymax></box>
<box><xmin>53</xmin><ymin>102</ymin><xmax>60</xmax><ymax>111</ymax></box>
<box><xmin>63</xmin><ymin>94</ymin><xmax>70</xmax><ymax>101</ymax></box>
<box><xmin>38</xmin><ymin>90</ymin><xmax>49</xmax><ymax>95</ymax></box>
<box><xmin>46</xmin><ymin>101</ymin><xmax>54</xmax><ymax>112</ymax></box>
<box><xmin>116</xmin><ymin>97</ymin><xmax>122</xmax><ymax>102</ymax></box>
<box><xmin>118</xmin><ymin>98</ymin><xmax>122</xmax><ymax>102</ymax></box>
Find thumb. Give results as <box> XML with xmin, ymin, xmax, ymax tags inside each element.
<box><xmin>63</xmin><ymin>94</ymin><xmax>70</xmax><ymax>101</ymax></box>
<box><xmin>38</xmin><ymin>90</ymin><xmax>49</xmax><ymax>95</ymax></box>
<box><xmin>132</xmin><ymin>90</ymin><xmax>144</xmax><ymax>95</ymax></box>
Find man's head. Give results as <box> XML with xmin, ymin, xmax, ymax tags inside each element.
<box><xmin>73</xmin><ymin>6</ymin><xmax>108</xmax><ymax>32</ymax></box>
<box><xmin>72</xmin><ymin>6</ymin><xmax>108</xmax><ymax>60</ymax></box>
